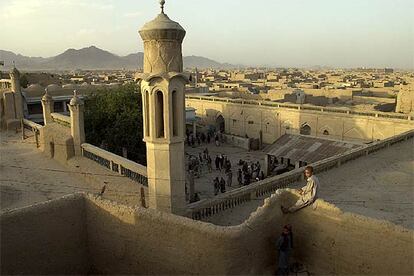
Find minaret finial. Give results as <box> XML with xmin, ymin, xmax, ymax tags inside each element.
<box><xmin>160</xmin><ymin>0</ymin><xmax>165</xmax><ymax>13</ymax></box>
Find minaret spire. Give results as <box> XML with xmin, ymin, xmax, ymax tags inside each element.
<box><xmin>160</xmin><ymin>0</ymin><xmax>165</xmax><ymax>14</ymax></box>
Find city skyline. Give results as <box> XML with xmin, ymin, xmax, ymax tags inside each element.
<box><xmin>1</xmin><ymin>0</ymin><xmax>413</xmax><ymax>69</ymax></box>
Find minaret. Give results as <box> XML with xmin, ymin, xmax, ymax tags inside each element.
<box><xmin>68</xmin><ymin>90</ymin><xmax>85</xmax><ymax>156</ymax></box>
<box><xmin>41</xmin><ymin>88</ymin><xmax>54</xmax><ymax>125</ymax></box>
<box><xmin>9</xmin><ymin>65</ymin><xmax>24</xmax><ymax>119</ymax></box>
<box><xmin>138</xmin><ymin>0</ymin><xmax>188</xmax><ymax>215</ymax></box>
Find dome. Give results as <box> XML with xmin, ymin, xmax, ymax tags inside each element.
<box><xmin>62</xmin><ymin>84</ymin><xmax>79</xmax><ymax>90</ymax></box>
<box><xmin>140</xmin><ymin>13</ymin><xmax>185</xmax><ymax>32</ymax></box>
<box><xmin>46</xmin><ymin>84</ymin><xmax>62</xmax><ymax>92</ymax></box>
<box><xmin>139</xmin><ymin>4</ymin><xmax>186</xmax><ymax>42</ymax></box>
<box><xmin>81</xmin><ymin>82</ymin><xmax>90</xmax><ymax>86</ymax></box>
<box><xmin>25</xmin><ymin>84</ymin><xmax>44</xmax><ymax>93</ymax></box>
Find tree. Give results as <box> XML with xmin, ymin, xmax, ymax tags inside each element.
<box><xmin>20</xmin><ymin>74</ymin><xmax>29</xmax><ymax>88</ymax></box>
<box><xmin>84</xmin><ymin>83</ymin><xmax>146</xmax><ymax>165</ymax></box>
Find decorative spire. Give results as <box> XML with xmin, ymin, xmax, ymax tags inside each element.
<box><xmin>70</xmin><ymin>89</ymin><xmax>83</xmax><ymax>106</ymax></box>
<box><xmin>160</xmin><ymin>0</ymin><xmax>165</xmax><ymax>13</ymax></box>
<box><xmin>42</xmin><ymin>88</ymin><xmax>52</xmax><ymax>101</ymax></box>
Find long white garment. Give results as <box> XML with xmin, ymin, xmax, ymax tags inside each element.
<box><xmin>288</xmin><ymin>175</ymin><xmax>319</xmax><ymax>213</ymax></box>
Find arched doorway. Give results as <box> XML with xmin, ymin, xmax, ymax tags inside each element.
<box><xmin>300</xmin><ymin>124</ymin><xmax>311</xmax><ymax>135</ymax></box>
<box><xmin>216</xmin><ymin>115</ymin><xmax>225</xmax><ymax>133</ymax></box>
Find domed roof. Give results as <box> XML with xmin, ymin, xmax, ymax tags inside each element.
<box><xmin>139</xmin><ymin>1</ymin><xmax>186</xmax><ymax>42</ymax></box>
<box><xmin>62</xmin><ymin>84</ymin><xmax>79</xmax><ymax>89</ymax></box>
<box><xmin>81</xmin><ymin>82</ymin><xmax>90</xmax><ymax>86</ymax></box>
<box><xmin>26</xmin><ymin>84</ymin><xmax>44</xmax><ymax>92</ymax></box>
<box><xmin>140</xmin><ymin>13</ymin><xmax>185</xmax><ymax>32</ymax></box>
<box><xmin>46</xmin><ymin>84</ymin><xmax>62</xmax><ymax>91</ymax></box>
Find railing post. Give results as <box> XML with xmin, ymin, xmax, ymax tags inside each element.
<box><xmin>21</xmin><ymin>119</ymin><xmax>25</xmax><ymax>140</ymax></box>
<box><xmin>34</xmin><ymin>130</ymin><xmax>39</xmax><ymax>148</ymax></box>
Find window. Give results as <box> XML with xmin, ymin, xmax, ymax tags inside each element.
<box><xmin>323</xmin><ymin>130</ymin><xmax>329</xmax><ymax>136</ymax></box>
<box><xmin>53</xmin><ymin>102</ymin><xmax>64</xmax><ymax>112</ymax></box>
<box><xmin>300</xmin><ymin>124</ymin><xmax>311</xmax><ymax>135</ymax></box>
<box><xmin>248</xmin><ymin>121</ymin><xmax>254</xmax><ymax>125</ymax></box>
<box><xmin>156</xmin><ymin>91</ymin><xmax>164</xmax><ymax>138</ymax></box>
<box><xmin>172</xmin><ymin>90</ymin><xmax>178</xmax><ymax>137</ymax></box>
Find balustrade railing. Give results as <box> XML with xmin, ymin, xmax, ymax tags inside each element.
<box><xmin>81</xmin><ymin>143</ymin><xmax>148</xmax><ymax>186</ymax></box>
<box><xmin>187</xmin><ymin>129</ymin><xmax>414</xmax><ymax>220</ymax></box>
<box><xmin>21</xmin><ymin>119</ymin><xmax>42</xmax><ymax>148</ymax></box>
<box><xmin>51</xmin><ymin>113</ymin><xmax>71</xmax><ymax>127</ymax></box>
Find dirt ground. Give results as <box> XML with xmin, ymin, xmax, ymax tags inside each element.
<box><xmin>185</xmin><ymin>141</ymin><xmax>267</xmax><ymax>200</ymax></box>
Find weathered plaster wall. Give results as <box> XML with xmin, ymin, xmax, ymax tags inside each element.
<box><xmin>0</xmin><ymin>194</ymin><xmax>88</xmax><ymax>275</ymax></box>
<box><xmin>85</xmin><ymin>196</ymin><xmax>277</xmax><ymax>275</ymax></box>
<box><xmin>187</xmin><ymin>98</ymin><xmax>414</xmax><ymax>144</ymax></box>
<box><xmin>256</xmin><ymin>190</ymin><xmax>414</xmax><ymax>275</ymax></box>
<box><xmin>1</xmin><ymin>192</ymin><xmax>412</xmax><ymax>275</ymax></box>
<box><xmin>286</xmin><ymin>199</ymin><xmax>414</xmax><ymax>275</ymax></box>
<box><xmin>41</xmin><ymin>122</ymin><xmax>74</xmax><ymax>163</ymax></box>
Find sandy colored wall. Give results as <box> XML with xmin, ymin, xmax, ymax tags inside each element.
<box><xmin>1</xmin><ymin>192</ymin><xmax>412</xmax><ymax>275</ymax></box>
<box><xmin>41</xmin><ymin>122</ymin><xmax>74</xmax><ymax>163</ymax></box>
<box><xmin>186</xmin><ymin>98</ymin><xmax>414</xmax><ymax>144</ymax></box>
<box><xmin>0</xmin><ymin>194</ymin><xmax>89</xmax><ymax>275</ymax></box>
<box><xmin>285</xmin><ymin>197</ymin><xmax>414</xmax><ymax>275</ymax></box>
<box><xmin>84</xmin><ymin>196</ymin><xmax>279</xmax><ymax>275</ymax></box>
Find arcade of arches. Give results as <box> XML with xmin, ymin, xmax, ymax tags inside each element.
<box><xmin>186</xmin><ymin>98</ymin><xmax>414</xmax><ymax>144</ymax></box>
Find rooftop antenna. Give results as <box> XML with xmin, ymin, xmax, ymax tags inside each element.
<box><xmin>160</xmin><ymin>0</ymin><xmax>165</xmax><ymax>13</ymax></box>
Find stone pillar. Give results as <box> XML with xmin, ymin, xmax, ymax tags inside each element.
<box><xmin>10</xmin><ymin>68</ymin><xmax>24</xmax><ymax>119</ymax></box>
<box><xmin>139</xmin><ymin>1</ymin><xmax>188</xmax><ymax>215</ymax></box>
<box><xmin>264</xmin><ymin>154</ymin><xmax>269</xmax><ymax>177</ymax></box>
<box><xmin>193</xmin><ymin>120</ymin><xmax>197</xmax><ymax>137</ymax></box>
<box><xmin>41</xmin><ymin>89</ymin><xmax>54</xmax><ymax>125</ymax></box>
<box><xmin>68</xmin><ymin>90</ymin><xmax>85</xmax><ymax>156</ymax></box>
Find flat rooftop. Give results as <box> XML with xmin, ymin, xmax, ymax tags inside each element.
<box><xmin>266</xmin><ymin>134</ymin><xmax>361</xmax><ymax>164</ymax></box>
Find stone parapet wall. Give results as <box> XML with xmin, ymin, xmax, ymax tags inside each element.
<box><xmin>0</xmin><ymin>194</ymin><xmax>88</xmax><ymax>275</ymax></box>
<box><xmin>1</xmin><ymin>192</ymin><xmax>412</xmax><ymax>275</ymax></box>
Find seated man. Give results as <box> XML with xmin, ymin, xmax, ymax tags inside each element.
<box><xmin>281</xmin><ymin>166</ymin><xmax>319</xmax><ymax>213</ymax></box>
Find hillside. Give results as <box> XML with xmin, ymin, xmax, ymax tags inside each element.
<box><xmin>0</xmin><ymin>47</ymin><xmax>234</xmax><ymax>70</ymax></box>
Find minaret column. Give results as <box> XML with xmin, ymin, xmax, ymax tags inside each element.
<box><xmin>41</xmin><ymin>89</ymin><xmax>54</xmax><ymax>125</ymax></box>
<box><xmin>139</xmin><ymin>0</ymin><xmax>188</xmax><ymax>215</ymax></box>
<box><xmin>10</xmin><ymin>67</ymin><xmax>24</xmax><ymax>119</ymax></box>
<box><xmin>68</xmin><ymin>90</ymin><xmax>85</xmax><ymax>156</ymax></box>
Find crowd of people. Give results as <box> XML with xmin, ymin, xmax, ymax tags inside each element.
<box><xmin>237</xmin><ymin>159</ymin><xmax>265</xmax><ymax>186</ymax></box>
<box><xmin>185</xmin><ymin>129</ymin><xmax>268</xmax><ymax>201</ymax></box>
<box><xmin>186</xmin><ymin>130</ymin><xmax>224</xmax><ymax>148</ymax></box>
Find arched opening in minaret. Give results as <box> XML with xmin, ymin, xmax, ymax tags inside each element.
<box><xmin>156</xmin><ymin>91</ymin><xmax>164</xmax><ymax>138</ymax></box>
<box><xmin>216</xmin><ymin>115</ymin><xmax>225</xmax><ymax>133</ymax></box>
<box><xmin>145</xmin><ymin>90</ymin><xmax>150</xmax><ymax>137</ymax></box>
<box><xmin>172</xmin><ymin>90</ymin><xmax>178</xmax><ymax>137</ymax></box>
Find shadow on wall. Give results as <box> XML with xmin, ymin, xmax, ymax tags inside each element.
<box><xmin>1</xmin><ymin>191</ymin><xmax>413</xmax><ymax>275</ymax></box>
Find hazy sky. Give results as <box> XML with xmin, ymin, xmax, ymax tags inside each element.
<box><xmin>1</xmin><ymin>0</ymin><xmax>413</xmax><ymax>68</ymax></box>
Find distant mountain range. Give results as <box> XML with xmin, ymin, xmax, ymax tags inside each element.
<box><xmin>0</xmin><ymin>46</ymin><xmax>236</xmax><ymax>71</ymax></box>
